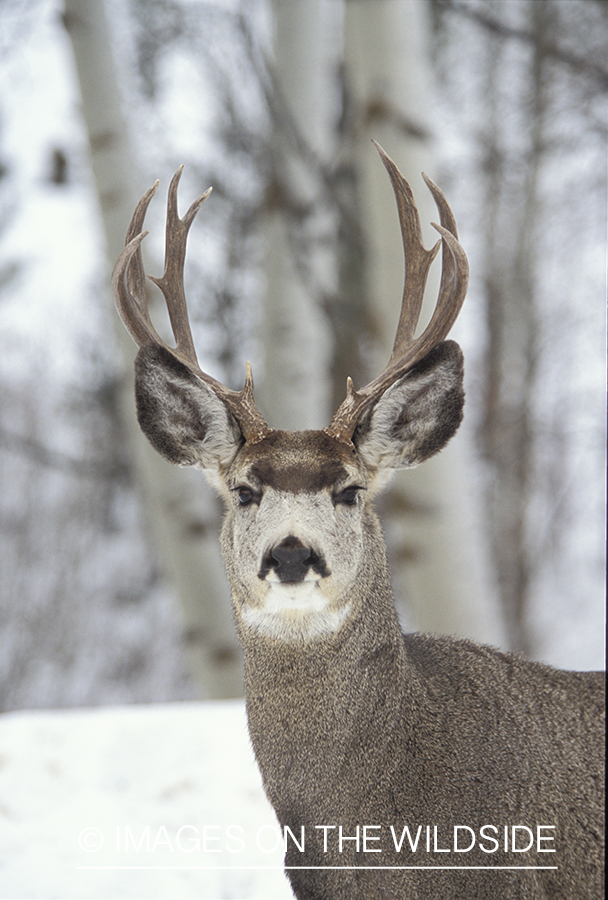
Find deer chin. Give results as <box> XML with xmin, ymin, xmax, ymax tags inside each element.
<box><xmin>240</xmin><ymin>580</ymin><xmax>352</xmax><ymax>641</ymax></box>
<box><xmin>264</xmin><ymin>578</ymin><xmax>327</xmax><ymax>609</ymax></box>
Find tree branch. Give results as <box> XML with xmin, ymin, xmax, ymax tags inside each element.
<box><xmin>0</xmin><ymin>427</ymin><xmax>129</xmax><ymax>480</ymax></box>
<box><xmin>438</xmin><ymin>0</ymin><xmax>608</xmax><ymax>90</ymax></box>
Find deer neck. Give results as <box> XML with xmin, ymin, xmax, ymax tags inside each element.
<box><xmin>236</xmin><ymin>538</ymin><xmax>411</xmax><ymax>826</ymax></box>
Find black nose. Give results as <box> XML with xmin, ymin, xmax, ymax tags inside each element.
<box><xmin>260</xmin><ymin>535</ymin><xmax>330</xmax><ymax>583</ymax></box>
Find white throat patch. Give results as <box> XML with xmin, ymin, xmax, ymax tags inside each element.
<box><xmin>241</xmin><ymin>582</ymin><xmax>352</xmax><ymax>641</ymax></box>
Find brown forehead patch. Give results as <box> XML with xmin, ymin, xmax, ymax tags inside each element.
<box><xmin>241</xmin><ymin>430</ymin><xmax>357</xmax><ymax>493</ymax></box>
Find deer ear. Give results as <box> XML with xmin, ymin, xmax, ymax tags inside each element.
<box><xmin>134</xmin><ymin>344</ymin><xmax>243</xmax><ymax>470</ymax></box>
<box><xmin>353</xmin><ymin>341</ymin><xmax>464</xmax><ymax>472</ymax></box>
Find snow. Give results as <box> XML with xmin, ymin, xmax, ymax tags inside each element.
<box><xmin>0</xmin><ymin>700</ymin><xmax>294</xmax><ymax>900</ymax></box>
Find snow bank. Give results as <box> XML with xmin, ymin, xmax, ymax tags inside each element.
<box><xmin>0</xmin><ymin>701</ymin><xmax>293</xmax><ymax>899</ymax></box>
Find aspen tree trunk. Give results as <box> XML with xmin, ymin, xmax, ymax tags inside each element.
<box><xmin>64</xmin><ymin>0</ymin><xmax>242</xmax><ymax>698</ymax></box>
<box><xmin>260</xmin><ymin>0</ymin><xmax>338</xmax><ymax>428</ymax></box>
<box><xmin>479</xmin><ymin>0</ymin><xmax>549</xmax><ymax>655</ymax></box>
<box><xmin>343</xmin><ymin>0</ymin><xmax>505</xmax><ymax>644</ymax></box>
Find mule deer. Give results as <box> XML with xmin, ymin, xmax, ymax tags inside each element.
<box><xmin>112</xmin><ymin>145</ymin><xmax>604</xmax><ymax>900</ymax></box>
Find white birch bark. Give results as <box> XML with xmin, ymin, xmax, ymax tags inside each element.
<box><xmin>261</xmin><ymin>0</ymin><xmax>338</xmax><ymax>429</ymax></box>
<box><xmin>64</xmin><ymin>0</ymin><xmax>242</xmax><ymax>698</ymax></box>
<box><xmin>343</xmin><ymin>0</ymin><xmax>505</xmax><ymax>644</ymax></box>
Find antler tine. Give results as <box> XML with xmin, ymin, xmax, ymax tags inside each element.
<box><xmin>325</xmin><ymin>145</ymin><xmax>469</xmax><ymax>445</ymax></box>
<box><xmin>112</xmin><ymin>169</ymin><xmax>272</xmax><ymax>445</ymax></box>
<box><xmin>372</xmin><ymin>141</ymin><xmax>442</xmax><ymax>362</ymax></box>
<box><xmin>400</xmin><ymin>173</ymin><xmax>468</xmax><ymax>363</ymax></box>
<box><xmin>147</xmin><ymin>165</ymin><xmax>210</xmax><ymax>366</ymax></box>
<box><xmin>113</xmin><ymin>180</ymin><xmax>164</xmax><ymax>348</ymax></box>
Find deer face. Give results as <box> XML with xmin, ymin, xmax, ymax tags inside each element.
<box><xmin>133</xmin><ymin>339</ymin><xmax>464</xmax><ymax>642</ymax></box>
<box><xmin>220</xmin><ymin>431</ymin><xmax>369</xmax><ymax>641</ymax></box>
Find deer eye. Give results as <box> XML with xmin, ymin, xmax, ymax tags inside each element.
<box><xmin>335</xmin><ymin>486</ymin><xmax>361</xmax><ymax>507</ymax></box>
<box><xmin>236</xmin><ymin>487</ymin><xmax>255</xmax><ymax>507</ymax></box>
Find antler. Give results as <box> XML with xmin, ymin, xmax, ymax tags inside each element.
<box><xmin>112</xmin><ymin>166</ymin><xmax>271</xmax><ymax>444</ymax></box>
<box><xmin>325</xmin><ymin>142</ymin><xmax>469</xmax><ymax>444</ymax></box>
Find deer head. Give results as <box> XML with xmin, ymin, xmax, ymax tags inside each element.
<box><xmin>112</xmin><ymin>144</ymin><xmax>468</xmax><ymax>643</ymax></box>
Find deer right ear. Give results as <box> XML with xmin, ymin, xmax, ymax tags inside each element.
<box><xmin>134</xmin><ymin>344</ymin><xmax>243</xmax><ymax>471</ymax></box>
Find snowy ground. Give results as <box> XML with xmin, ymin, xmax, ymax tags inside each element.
<box><xmin>0</xmin><ymin>701</ymin><xmax>294</xmax><ymax>900</ymax></box>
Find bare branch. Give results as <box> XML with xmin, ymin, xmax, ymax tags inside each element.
<box><xmin>0</xmin><ymin>427</ymin><xmax>129</xmax><ymax>481</ymax></box>
<box><xmin>438</xmin><ymin>0</ymin><xmax>608</xmax><ymax>89</ymax></box>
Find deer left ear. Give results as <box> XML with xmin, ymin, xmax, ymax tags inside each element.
<box><xmin>353</xmin><ymin>341</ymin><xmax>464</xmax><ymax>472</ymax></box>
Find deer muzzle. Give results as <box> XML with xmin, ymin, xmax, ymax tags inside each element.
<box><xmin>260</xmin><ymin>536</ymin><xmax>330</xmax><ymax>584</ymax></box>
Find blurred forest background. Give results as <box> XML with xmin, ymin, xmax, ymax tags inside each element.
<box><xmin>0</xmin><ymin>0</ymin><xmax>605</xmax><ymax>712</ymax></box>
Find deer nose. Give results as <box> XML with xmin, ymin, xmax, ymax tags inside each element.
<box><xmin>260</xmin><ymin>535</ymin><xmax>330</xmax><ymax>583</ymax></box>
